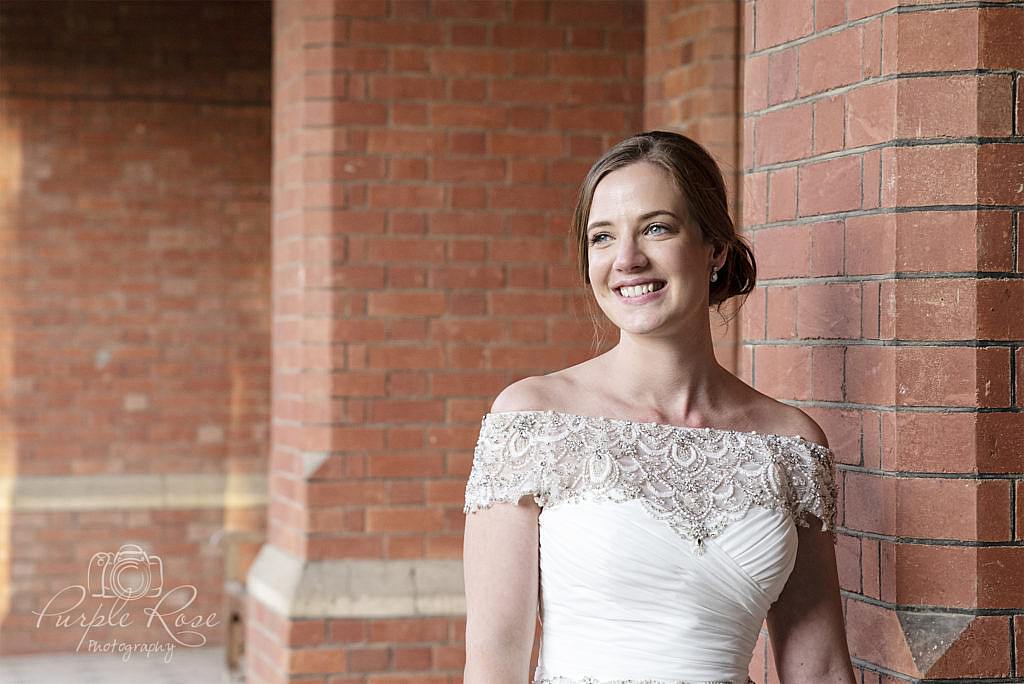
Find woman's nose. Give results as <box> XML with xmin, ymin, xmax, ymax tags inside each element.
<box><xmin>612</xmin><ymin>238</ymin><xmax>648</xmax><ymax>270</ymax></box>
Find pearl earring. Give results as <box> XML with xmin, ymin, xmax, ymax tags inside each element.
<box><xmin>710</xmin><ymin>268</ymin><xmax>718</xmax><ymax>283</ymax></box>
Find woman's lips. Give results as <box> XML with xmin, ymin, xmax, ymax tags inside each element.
<box><xmin>615</xmin><ymin>282</ymin><xmax>666</xmax><ymax>304</ymax></box>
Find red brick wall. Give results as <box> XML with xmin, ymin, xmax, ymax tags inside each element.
<box><xmin>253</xmin><ymin>0</ymin><xmax>644</xmax><ymax>681</ymax></box>
<box><xmin>645</xmin><ymin>2</ymin><xmax>741</xmax><ymax>171</ymax></box>
<box><xmin>742</xmin><ymin>1</ymin><xmax>1023</xmax><ymax>681</ymax></box>
<box><xmin>0</xmin><ymin>1</ymin><xmax>271</xmax><ymax>654</ymax></box>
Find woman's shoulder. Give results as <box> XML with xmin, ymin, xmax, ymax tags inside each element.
<box><xmin>464</xmin><ymin>376</ymin><xmax>560</xmax><ymax>515</ymax></box>
<box><xmin>489</xmin><ymin>376</ymin><xmax>552</xmax><ymax>414</ymax></box>
<box><xmin>716</xmin><ymin>370</ymin><xmax>824</xmax><ymax>444</ymax></box>
<box><xmin>743</xmin><ymin>391</ymin><xmax>830</xmax><ymax>450</ymax></box>
<box><xmin>488</xmin><ymin>369</ymin><xmax>580</xmax><ymax>415</ymax></box>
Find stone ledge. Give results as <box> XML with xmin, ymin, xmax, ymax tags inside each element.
<box><xmin>246</xmin><ymin>544</ymin><xmax>466</xmax><ymax>618</ymax></box>
<box><xmin>0</xmin><ymin>473</ymin><xmax>267</xmax><ymax>511</ymax></box>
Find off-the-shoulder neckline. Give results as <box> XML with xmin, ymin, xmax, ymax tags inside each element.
<box><xmin>484</xmin><ymin>408</ymin><xmax>832</xmax><ymax>452</ymax></box>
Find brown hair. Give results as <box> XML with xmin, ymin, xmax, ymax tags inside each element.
<box><xmin>570</xmin><ymin>130</ymin><xmax>756</xmax><ymax>314</ymax></box>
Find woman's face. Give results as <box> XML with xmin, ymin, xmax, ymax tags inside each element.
<box><xmin>586</xmin><ymin>161</ymin><xmax>723</xmax><ymax>335</ymax></box>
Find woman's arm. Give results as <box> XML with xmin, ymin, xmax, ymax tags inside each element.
<box><xmin>463</xmin><ymin>378</ymin><xmax>546</xmax><ymax>683</ymax></box>
<box><xmin>463</xmin><ymin>497</ymin><xmax>540</xmax><ymax>683</ymax></box>
<box><xmin>766</xmin><ymin>520</ymin><xmax>856</xmax><ymax>683</ymax></box>
<box><xmin>766</xmin><ymin>411</ymin><xmax>856</xmax><ymax>683</ymax></box>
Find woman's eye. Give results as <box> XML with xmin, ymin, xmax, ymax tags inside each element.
<box><xmin>589</xmin><ymin>224</ymin><xmax>669</xmax><ymax>245</ymax></box>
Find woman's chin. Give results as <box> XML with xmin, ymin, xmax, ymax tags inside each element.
<box><xmin>606</xmin><ymin>312</ymin><xmax>670</xmax><ymax>333</ymax></box>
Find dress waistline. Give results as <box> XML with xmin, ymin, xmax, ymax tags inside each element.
<box><xmin>534</xmin><ymin>677</ymin><xmax>757</xmax><ymax>684</ymax></box>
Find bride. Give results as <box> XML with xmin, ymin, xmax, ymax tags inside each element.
<box><xmin>462</xmin><ymin>131</ymin><xmax>856</xmax><ymax>684</ymax></box>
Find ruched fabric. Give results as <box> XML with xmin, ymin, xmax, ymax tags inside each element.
<box><xmin>533</xmin><ymin>496</ymin><xmax>796</xmax><ymax>684</ymax></box>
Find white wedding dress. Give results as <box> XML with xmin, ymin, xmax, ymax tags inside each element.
<box><xmin>463</xmin><ymin>409</ymin><xmax>838</xmax><ymax>684</ymax></box>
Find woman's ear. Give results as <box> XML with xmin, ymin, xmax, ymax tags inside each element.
<box><xmin>711</xmin><ymin>242</ymin><xmax>729</xmax><ymax>271</ymax></box>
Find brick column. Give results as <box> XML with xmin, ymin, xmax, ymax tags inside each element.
<box><xmin>743</xmin><ymin>1</ymin><xmax>1023</xmax><ymax>681</ymax></box>
<box><xmin>248</xmin><ymin>1</ymin><xmax>644</xmax><ymax>681</ymax></box>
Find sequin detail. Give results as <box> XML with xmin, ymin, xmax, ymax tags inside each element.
<box><xmin>463</xmin><ymin>409</ymin><xmax>838</xmax><ymax>555</ymax></box>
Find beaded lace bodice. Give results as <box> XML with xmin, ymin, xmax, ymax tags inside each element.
<box><xmin>463</xmin><ymin>409</ymin><xmax>838</xmax><ymax>555</ymax></box>
<box><xmin>463</xmin><ymin>408</ymin><xmax>840</xmax><ymax>684</ymax></box>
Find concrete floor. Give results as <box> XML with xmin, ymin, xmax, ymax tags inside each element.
<box><xmin>0</xmin><ymin>646</ymin><xmax>243</xmax><ymax>684</ymax></box>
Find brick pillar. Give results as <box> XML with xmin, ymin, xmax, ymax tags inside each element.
<box><xmin>644</xmin><ymin>0</ymin><xmax>745</xmax><ymax>374</ymax></box>
<box><xmin>248</xmin><ymin>1</ymin><xmax>644</xmax><ymax>681</ymax></box>
<box><xmin>743</xmin><ymin>1</ymin><xmax>1023</xmax><ymax>681</ymax></box>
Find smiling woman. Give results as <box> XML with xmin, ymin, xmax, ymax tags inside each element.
<box><xmin>462</xmin><ymin>131</ymin><xmax>856</xmax><ymax>684</ymax></box>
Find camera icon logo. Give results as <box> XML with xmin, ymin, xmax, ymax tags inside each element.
<box><xmin>87</xmin><ymin>543</ymin><xmax>164</xmax><ymax>600</ymax></box>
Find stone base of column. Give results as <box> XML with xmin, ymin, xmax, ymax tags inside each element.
<box><xmin>244</xmin><ymin>544</ymin><xmax>466</xmax><ymax>682</ymax></box>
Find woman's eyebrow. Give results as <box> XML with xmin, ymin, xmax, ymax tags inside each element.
<box><xmin>587</xmin><ymin>210</ymin><xmax>681</xmax><ymax>233</ymax></box>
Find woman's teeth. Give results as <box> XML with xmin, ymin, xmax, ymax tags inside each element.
<box><xmin>618</xmin><ymin>282</ymin><xmax>665</xmax><ymax>298</ymax></box>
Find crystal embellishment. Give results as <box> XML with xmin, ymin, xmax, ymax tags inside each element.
<box><xmin>463</xmin><ymin>410</ymin><xmax>838</xmax><ymax>555</ymax></box>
